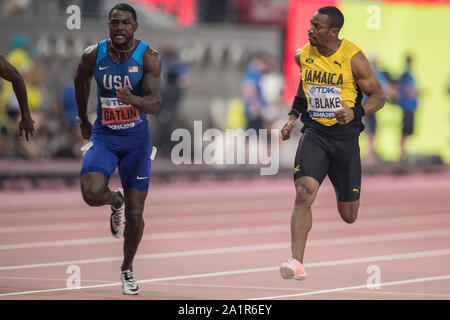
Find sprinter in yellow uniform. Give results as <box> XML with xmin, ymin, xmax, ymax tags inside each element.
<box><xmin>279</xmin><ymin>6</ymin><xmax>385</xmax><ymax>280</ymax></box>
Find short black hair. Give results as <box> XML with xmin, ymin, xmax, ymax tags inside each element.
<box><xmin>318</xmin><ymin>6</ymin><xmax>344</xmax><ymax>29</ymax></box>
<box><xmin>109</xmin><ymin>3</ymin><xmax>137</xmax><ymax>22</ymax></box>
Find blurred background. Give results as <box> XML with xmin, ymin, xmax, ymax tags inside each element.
<box><xmin>0</xmin><ymin>0</ymin><xmax>449</xmax><ymax>190</ymax></box>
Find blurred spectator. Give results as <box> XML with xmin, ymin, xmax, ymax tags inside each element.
<box><xmin>56</xmin><ymin>80</ymin><xmax>83</xmax><ymax>158</ymax></box>
<box><xmin>241</xmin><ymin>53</ymin><xmax>271</xmax><ymax>133</ymax></box>
<box><xmin>362</xmin><ymin>54</ymin><xmax>397</xmax><ymax>163</ymax></box>
<box><xmin>1</xmin><ymin>0</ymin><xmax>31</xmax><ymax>16</ymax></box>
<box><xmin>259</xmin><ymin>55</ymin><xmax>285</xmax><ymax>131</ymax></box>
<box><xmin>397</xmin><ymin>55</ymin><xmax>419</xmax><ymax>160</ymax></box>
<box><xmin>156</xmin><ymin>41</ymin><xmax>190</xmax><ymax>157</ymax></box>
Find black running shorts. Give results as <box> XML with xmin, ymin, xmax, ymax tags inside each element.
<box><xmin>293</xmin><ymin>128</ymin><xmax>361</xmax><ymax>202</ymax></box>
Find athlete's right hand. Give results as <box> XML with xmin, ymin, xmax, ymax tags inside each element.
<box><xmin>281</xmin><ymin>117</ymin><xmax>297</xmax><ymax>141</ymax></box>
<box><xmin>80</xmin><ymin>121</ymin><xmax>92</xmax><ymax>140</ymax></box>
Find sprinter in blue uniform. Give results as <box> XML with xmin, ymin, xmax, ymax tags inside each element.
<box><xmin>74</xmin><ymin>3</ymin><xmax>161</xmax><ymax>295</ymax></box>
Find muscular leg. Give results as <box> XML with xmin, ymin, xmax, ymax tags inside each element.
<box><xmin>121</xmin><ymin>188</ymin><xmax>147</xmax><ymax>272</ymax></box>
<box><xmin>291</xmin><ymin>176</ymin><xmax>320</xmax><ymax>263</ymax></box>
<box><xmin>80</xmin><ymin>172</ymin><xmax>123</xmax><ymax>208</ymax></box>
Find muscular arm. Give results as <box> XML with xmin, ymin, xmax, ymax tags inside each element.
<box><xmin>351</xmin><ymin>52</ymin><xmax>385</xmax><ymax>115</ymax></box>
<box><xmin>0</xmin><ymin>54</ymin><xmax>34</xmax><ymax>140</ymax></box>
<box><xmin>288</xmin><ymin>48</ymin><xmax>306</xmax><ymax>121</ymax></box>
<box><xmin>74</xmin><ymin>45</ymin><xmax>96</xmax><ymax>139</ymax></box>
<box><xmin>74</xmin><ymin>45</ymin><xmax>96</xmax><ymax>121</ymax></box>
<box><xmin>117</xmin><ymin>48</ymin><xmax>162</xmax><ymax>115</ymax></box>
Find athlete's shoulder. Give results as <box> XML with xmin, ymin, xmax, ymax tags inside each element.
<box><xmin>342</xmin><ymin>38</ymin><xmax>362</xmax><ymax>56</ymax></box>
<box><xmin>134</xmin><ymin>40</ymin><xmax>159</xmax><ymax>61</ymax></box>
<box><xmin>142</xmin><ymin>42</ymin><xmax>160</xmax><ymax>57</ymax></box>
<box><xmin>295</xmin><ymin>43</ymin><xmax>312</xmax><ymax>66</ymax></box>
<box><xmin>141</xmin><ymin>43</ymin><xmax>161</xmax><ymax>75</ymax></box>
<box><xmin>298</xmin><ymin>42</ymin><xmax>313</xmax><ymax>55</ymax></box>
<box><xmin>79</xmin><ymin>43</ymin><xmax>99</xmax><ymax>69</ymax></box>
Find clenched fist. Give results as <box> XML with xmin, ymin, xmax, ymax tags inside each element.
<box><xmin>334</xmin><ymin>99</ymin><xmax>355</xmax><ymax>125</ymax></box>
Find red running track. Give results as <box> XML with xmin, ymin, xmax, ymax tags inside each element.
<box><xmin>0</xmin><ymin>170</ymin><xmax>449</xmax><ymax>300</ymax></box>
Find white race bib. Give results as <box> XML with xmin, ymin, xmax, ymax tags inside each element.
<box><xmin>100</xmin><ymin>97</ymin><xmax>140</xmax><ymax>126</ymax></box>
<box><xmin>307</xmin><ymin>84</ymin><xmax>342</xmax><ymax>118</ymax></box>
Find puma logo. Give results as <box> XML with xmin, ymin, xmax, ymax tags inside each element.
<box><xmin>334</xmin><ymin>60</ymin><xmax>343</xmax><ymax>68</ymax></box>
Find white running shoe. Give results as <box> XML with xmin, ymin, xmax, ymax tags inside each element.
<box><xmin>110</xmin><ymin>188</ymin><xmax>125</xmax><ymax>239</ymax></box>
<box><xmin>121</xmin><ymin>269</ymin><xmax>139</xmax><ymax>295</ymax></box>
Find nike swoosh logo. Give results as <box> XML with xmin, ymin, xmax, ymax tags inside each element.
<box><xmin>99</xmin><ymin>66</ymin><xmax>110</xmax><ymax>70</ymax></box>
<box><xmin>137</xmin><ymin>176</ymin><xmax>149</xmax><ymax>180</ymax></box>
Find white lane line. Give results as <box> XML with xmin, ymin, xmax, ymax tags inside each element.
<box><xmin>1</xmin><ymin>220</ymin><xmax>450</xmax><ymax>250</ymax></box>
<box><xmin>1</xmin><ymin>210</ymin><xmax>449</xmax><ymax>234</ymax></box>
<box><xmin>248</xmin><ymin>275</ymin><xmax>450</xmax><ymax>300</ymax></box>
<box><xmin>1</xmin><ymin>230</ymin><xmax>449</xmax><ymax>270</ymax></box>
<box><xmin>1</xmin><ymin>248</ymin><xmax>449</xmax><ymax>297</ymax></box>
<box><xmin>143</xmin><ymin>282</ymin><xmax>450</xmax><ymax>298</ymax></box>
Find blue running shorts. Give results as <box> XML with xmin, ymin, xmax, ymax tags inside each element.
<box><xmin>80</xmin><ymin>129</ymin><xmax>152</xmax><ymax>191</ymax></box>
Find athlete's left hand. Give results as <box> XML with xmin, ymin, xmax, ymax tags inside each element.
<box><xmin>116</xmin><ymin>87</ymin><xmax>134</xmax><ymax>105</ymax></box>
<box><xmin>334</xmin><ymin>99</ymin><xmax>355</xmax><ymax>125</ymax></box>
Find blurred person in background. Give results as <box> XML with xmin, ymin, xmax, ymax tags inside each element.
<box><xmin>57</xmin><ymin>77</ymin><xmax>83</xmax><ymax>158</ymax></box>
<box><xmin>259</xmin><ymin>54</ymin><xmax>286</xmax><ymax>131</ymax></box>
<box><xmin>279</xmin><ymin>6</ymin><xmax>385</xmax><ymax>281</ymax></box>
<box><xmin>362</xmin><ymin>54</ymin><xmax>397</xmax><ymax>164</ymax></box>
<box><xmin>156</xmin><ymin>40</ymin><xmax>190</xmax><ymax>157</ymax></box>
<box><xmin>241</xmin><ymin>53</ymin><xmax>271</xmax><ymax>133</ymax></box>
<box><xmin>397</xmin><ymin>55</ymin><xmax>419</xmax><ymax>160</ymax></box>
<box><xmin>74</xmin><ymin>3</ymin><xmax>161</xmax><ymax>295</ymax></box>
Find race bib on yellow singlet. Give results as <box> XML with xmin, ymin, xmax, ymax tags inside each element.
<box><xmin>306</xmin><ymin>84</ymin><xmax>342</xmax><ymax>119</ymax></box>
<box><xmin>100</xmin><ymin>97</ymin><xmax>140</xmax><ymax>125</ymax></box>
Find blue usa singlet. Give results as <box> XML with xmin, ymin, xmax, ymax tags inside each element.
<box><xmin>93</xmin><ymin>39</ymin><xmax>149</xmax><ymax>134</ymax></box>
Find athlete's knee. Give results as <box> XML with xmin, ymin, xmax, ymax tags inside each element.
<box><xmin>294</xmin><ymin>182</ymin><xmax>316</xmax><ymax>208</ymax></box>
<box><xmin>338</xmin><ymin>202</ymin><xmax>359</xmax><ymax>224</ymax></box>
<box><xmin>80</xmin><ymin>179</ymin><xmax>107</xmax><ymax>207</ymax></box>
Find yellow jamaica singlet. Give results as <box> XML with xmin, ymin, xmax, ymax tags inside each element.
<box><xmin>299</xmin><ymin>38</ymin><xmax>363</xmax><ymax>127</ymax></box>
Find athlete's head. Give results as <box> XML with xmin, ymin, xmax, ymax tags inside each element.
<box><xmin>108</xmin><ymin>3</ymin><xmax>138</xmax><ymax>47</ymax></box>
<box><xmin>308</xmin><ymin>6</ymin><xmax>344</xmax><ymax>47</ymax></box>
